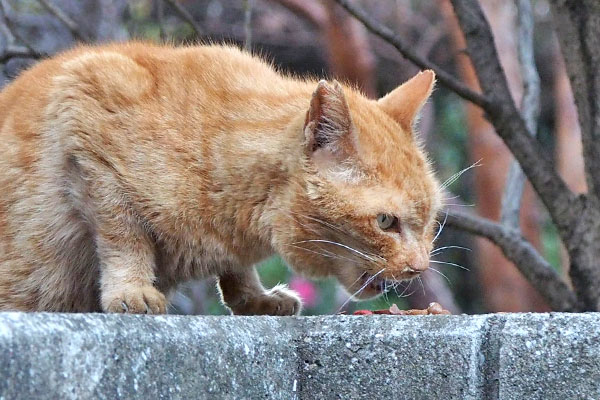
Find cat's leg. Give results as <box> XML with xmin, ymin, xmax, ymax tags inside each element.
<box><xmin>217</xmin><ymin>268</ymin><xmax>302</xmax><ymax>316</ymax></box>
<box><xmin>95</xmin><ymin>211</ymin><xmax>166</xmax><ymax>314</ymax></box>
<box><xmin>96</xmin><ymin>218</ymin><xmax>167</xmax><ymax>314</ymax></box>
<box><xmin>81</xmin><ymin>175</ymin><xmax>166</xmax><ymax>314</ymax></box>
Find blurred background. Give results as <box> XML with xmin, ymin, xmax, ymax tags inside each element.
<box><xmin>0</xmin><ymin>0</ymin><xmax>584</xmax><ymax>315</ymax></box>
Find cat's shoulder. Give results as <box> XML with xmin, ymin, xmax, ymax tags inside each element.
<box><xmin>53</xmin><ymin>41</ymin><xmax>277</xmax><ymax>95</ymax></box>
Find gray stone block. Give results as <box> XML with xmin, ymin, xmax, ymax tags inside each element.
<box><xmin>296</xmin><ymin>315</ymin><xmax>488</xmax><ymax>400</ymax></box>
<box><xmin>1</xmin><ymin>312</ymin><xmax>600</xmax><ymax>399</ymax></box>
<box><xmin>0</xmin><ymin>313</ymin><xmax>299</xmax><ymax>400</ymax></box>
<box><xmin>497</xmin><ymin>313</ymin><xmax>600</xmax><ymax>400</ymax></box>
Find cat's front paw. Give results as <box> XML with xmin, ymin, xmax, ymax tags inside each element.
<box><xmin>230</xmin><ymin>285</ymin><xmax>302</xmax><ymax>316</ymax></box>
<box><xmin>102</xmin><ymin>285</ymin><xmax>167</xmax><ymax>314</ymax></box>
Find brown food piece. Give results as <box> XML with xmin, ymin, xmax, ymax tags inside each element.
<box><xmin>372</xmin><ymin>309</ymin><xmax>391</xmax><ymax>314</ymax></box>
<box><xmin>353</xmin><ymin>302</ymin><xmax>451</xmax><ymax>316</ymax></box>
<box><xmin>426</xmin><ymin>302</ymin><xmax>451</xmax><ymax>315</ymax></box>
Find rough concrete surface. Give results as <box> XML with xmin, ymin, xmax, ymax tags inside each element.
<box><xmin>0</xmin><ymin>312</ymin><xmax>598</xmax><ymax>399</ymax></box>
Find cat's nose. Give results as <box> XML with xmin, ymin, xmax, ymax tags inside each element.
<box><xmin>408</xmin><ymin>252</ymin><xmax>429</xmax><ymax>272</ymax></box>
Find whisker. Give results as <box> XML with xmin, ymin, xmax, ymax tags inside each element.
<box><xmin>441</xmin><ymin>193</ymin><xmax>461</xmax><ymax>202</ymax></box>
<box><xmin>347</xmin><ymin>271</ymin><xmax>369</xmax><ymax>290</ymax></box>
<box><xmin>397</xmin><ymin>279</ymin><xmax>414</xmax><ymax>297</ymax></box>
<box><xmin>289</xmin><ymin>211</ymin><xmax>346</xmax><ymax>235</ymax></box>
<box><xmin>283</xmin><ymin>213</ymin><xmax>385</xmax><ymax>264</ymax></box>
<box><xmin>337</xmin><ymin>268</ymin><xmax>386</xmax><ymax>312</ymax></box>
<box><xmin>429</xmin><ymin>260</ymin><xmax>470</xmax><ymax>271</ymax></box>
<box><xmin>280</xmin><ymin>214</ymin><xmax>374</xmax><ymax>264</ymax></box>
<box><xmin>383</xmin><ymin>280</ymin><xmax>391</xmax><ymax>305</ymax></box>
<box><xmin>439</xmin><ymin>159</ymin><xmax>482</xmax><ymax>191</ymax></box>
<box><xmin>293</xmin><ymin>239</ymin><xmax>378</xmax><ymax>262</ymax></box>
<box><xmin>432</xmin><ymin>210</ymin><xmax>448</xmax><ymax>244</ymax></box>
<box><xmin>390</xmin><ymin>273</ymin><xmax>401</xmax><ymax>297</ymax></box>
<box><xmin>417</xmin><ymin>276</ymin><xmax>426</xmax><ymax>296</ymax></box>
<box><xmin>428</xmin><ymin>267</ymin><xmax>451</xmax><ymax>284</ymax></box>
<box><xmin>281</xmin><ymin>213</ymin><xmax>326</xmax><ymax>237</ymax></box>
<box><xmin>397</xmin><ymin>283</ymin><xmax>417</xmax><ymax>298</ymax></box>
<box><xmin>284</xmin><ymin>244</ymin><xmax>359</xmax><ymax>263</ymax></box>
<box><xmin>431</xmin><ymin>245</ymin><xmax>472</xmax><ymax>255</ymax></box>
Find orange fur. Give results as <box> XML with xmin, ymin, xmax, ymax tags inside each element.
<box><xmin>0</xmin><ymin>42</ymin><xmax>440</xmax><ymax>314</ymax></box>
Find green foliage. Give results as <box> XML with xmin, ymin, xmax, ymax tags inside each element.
<box><xmin>257</xmin><ymin>256</ymin><xmax>291</xmax><ymax>288</ymax></box>
<box><xmin>541</xmin><ymin>217</ymin><xmax>562</xmax><ymax>273</ymax></box>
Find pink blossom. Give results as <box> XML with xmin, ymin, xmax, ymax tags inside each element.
<box><xmin>289</xmin><ymin>276</ymin><xmax>318</xmax><ymax>307</ymax></box>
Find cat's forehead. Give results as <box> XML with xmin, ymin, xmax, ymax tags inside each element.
<box><xmin>349</xmin><ymin>99</ymin><xmax>428</xmax><ymax>185</ymax></box>
<box><xmin>343</xmin><ymin>98</ymin><xmax>438</xmax><ymax>214</ymax></box>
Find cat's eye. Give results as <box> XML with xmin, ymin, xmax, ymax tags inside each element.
<box><xmin>377</xmin><ymin>213</ymin><xmax>398</xmax><ymax>231</ymax></box>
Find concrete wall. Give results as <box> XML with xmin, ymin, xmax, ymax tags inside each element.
<box><xmin>0</xmin><ymin>312</ymin><xmax>599</xmax><ymax>399</ymax></box>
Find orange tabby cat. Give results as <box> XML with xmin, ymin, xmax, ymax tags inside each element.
<box><xmin>0</xmin><ymin>42</ymin><xmax>440</xmax><ymax>315</ymax></box>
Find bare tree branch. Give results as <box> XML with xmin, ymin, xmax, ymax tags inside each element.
<box><xmin>37</xmin><ymin>0</ymin><xmax>89</xmax><ymax>42</ymax></box>
<box><xmin>271</xmin><ymin>0</ymin><xmax>327</xmax><ymax>28</ymax></box>
<box><xmin>0</xmin><ymin>45</ymin><xmax>40</xmax><ymax>62</ymax></box>
<box><xmin>331</xmin><ymin>0</ymin><xmax>490</xmax><ymax>109</ymax></box>
<box><xmin>445</xmin><ymin>208</ymin><xmax>580</xmax><ymax>311</ymax></box>
<box><xmin>549</xmin><ymin>0</ymin><xmax>600</xmax><ymax>204</ymax></box>
<box><xmin>500</xmin><ymin>0</ymin><xmax>540</xmax><ymax>230</ymax></box>
<box><xmin>549</xmin><ymin>0</ymin><xmax>600</xmax><ymax>311</ymax></box>
<box><xmin>163</xmin><ymin>0</ymin><xmax>203</xmax><ymax>38</ymax></box>
<box><xmin>449</xmin><ymin>0</ymin><xmax>579</xmax><ymax>242</ymax></box>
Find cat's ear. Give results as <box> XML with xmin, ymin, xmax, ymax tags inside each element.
<box><xmin>304</xmin><ymin>80</ymin><xmax>352</xmax><ymax>156</ymax></box>
<box><xmin>378</xmin><ymin>70</ymin><xmax>435</xmax><ymax>131</ymax></box>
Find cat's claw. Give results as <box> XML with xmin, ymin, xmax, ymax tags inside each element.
<box><xmin>103</xmin><ymin>285</ymin><xmax>167</xmax><ymax>314</ymax></box>
<box><xmin>230</xmin><ymin>285</ymin><xmax>302</xmax><ymax>316</ymax></box>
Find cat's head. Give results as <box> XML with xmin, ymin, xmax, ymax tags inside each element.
<box><xmin>274</xmin><ymin>70</ymin><xmax>441</xmax><ymax>300</ymax></box>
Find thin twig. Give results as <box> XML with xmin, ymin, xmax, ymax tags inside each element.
<box><xmin>444</xmin><ymin>208</ymin><xmax>580</xmax><ymax>311</ymax></box>
<box><xmin>0</xmin><ymin>0</ymin><xmax>14</xmax><ymax>44</ymax></box>
<box><xmin>0</xmin><ymin>0</ymin><xmax>42</xmax><ymax>61</ymax></box>
<box><xmin>1</xmin><ymin>0</ymin><xmax>35</xmax><ymax>53</ymax></box>
<box><xmin>331</xmin><ymin>0</ymin><xmax>490</xmax><ymax>109</ymax></box>
<box><xmin>163</xmin><ymin>0</ymin><xmax>203</xmax><ymax>38</ymax></box>
<box><xmin>157</xmin><ymin>0</ymin><xmax>166</xmax><ymax>42</ymax></box>
<box><xmin>37</xmin><ymin>0</ymin><xmax>89</xmax><ymax>42</ymax></box>
<box><xmin>450</xmin><ymin>0</ymin><xmax>579</xmax><ymax>242</ymax></box>
<box><xmin>500</xmin><ymin>0</ymin><xmax>540</xmax><ymax>230</ymax></box>
<box><xmin>243</xmin><ymin>0</ymin><xmax>253</xmax><ymax>51</ymax></box>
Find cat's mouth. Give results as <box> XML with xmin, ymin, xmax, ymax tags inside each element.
<box><xmin>357</xmin><ymin>273</ymin><xmax>386</xmax><ymax>292</ymax></box>
<box><xmin>358</xmin><ymin>269</ymin><xmax>421</xmax><ymax>293</ymax></box>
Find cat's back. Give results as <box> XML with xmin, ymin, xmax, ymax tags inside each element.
<box><xmin>0</xmin><ymin>42</ymin><xmax>295</xmax><ymax>129</ymax></box>
<box><xmin>0</xmin><ymin>42</ymin><xmax>307</xmax><ymax>193</ymax></box>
